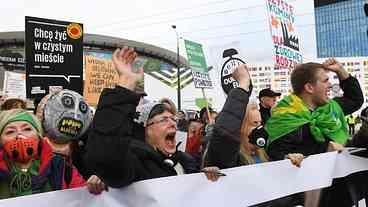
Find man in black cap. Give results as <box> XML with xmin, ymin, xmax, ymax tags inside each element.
<box><xmin>258</xmin><ymin>88</ymin><xmax>281</xmax><ymax>125</ymax></box>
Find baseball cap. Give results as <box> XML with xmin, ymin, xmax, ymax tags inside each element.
<box><xmin>259</xmin><ymin>88</ymin><xmax>281</xmax><ymax>99</ymax></box>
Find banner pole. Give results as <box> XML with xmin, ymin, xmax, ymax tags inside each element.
<box><xmin>201</xmin><ymin>88</ymin><xmax>212</xmax><ymax>122</ymax></box>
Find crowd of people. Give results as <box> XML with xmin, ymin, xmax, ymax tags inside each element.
<box><xmin>0</xmin><ymin>47</ymin><xmax>367</xmax><ymax>207</ymax></box>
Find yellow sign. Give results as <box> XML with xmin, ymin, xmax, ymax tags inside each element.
<box><xmin>84</xmin><ymin>56</ymin><xmax>119</xmax><ymax>106</ymax></box>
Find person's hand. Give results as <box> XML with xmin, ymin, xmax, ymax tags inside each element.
<box><xmin>287</xmin><ymin>153</ymin><xmax>304</xmax><ymax>167</ymax></box>
<box><xmin>112</xmin><ymin>47</ymin><xmax>144</xmax><ymax>91</ymax></box>
<box><xmin>87</xmin><ymin>175</ymin><xmax>107</xmax><ymax>195</ymax></box>
<box><xmin>327</xmin><ymin>141</ymin><xmax>344</xmax><ymax>152</ymax></box>
<box><xmin>232</xmin><ymin>64</ymin><xmax>251</xmax><ymax>92</ymax></box>
<box><xmin>202</xmin><ymin>166</ymin><xmax>223</xmax><ymax>182</ymax></box>
<box><xmin>323</xmin><ymin>58</ymin><xmax>349</xmax><ymax>80</ymax></box>
<box><xmin>208</xmin><ymin>114</ymin><xmax>216</xmax><ymax>125</ymax></box>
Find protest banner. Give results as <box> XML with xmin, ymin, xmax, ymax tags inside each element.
<box><xmin>84</xmin><ymin>55</ymin><xmax>119</xmax><ymax>106</ymax></box>
<box><xmin>0</xmin><ymin>150</ymin><xmax>367</xmax><ymax>207</ymax></box>
<box><xmin>25</xmin><ymin>16</ymin><xmax>83</xmax><ymax>98</ymax></box>
<box><xmin>184</xmin><ymin>39</ymin><xmax>212</xmax><ymax>89</ymax></box>
<box><xmin>266</xmin><ymin>0</ymin><xmax>303</xmax><ymax>94</ymax></box>
<box><xmin>208</xmin><ymin>42</ymin><xmax>248</xmax><ymax>96</ymax></box>
<box><xmin>3</xmin><ymin>71</ymin><xmax>26</xmax><ymax>98</ymax></box>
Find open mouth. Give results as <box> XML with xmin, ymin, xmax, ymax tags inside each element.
<box><xmin>165</xmin><ymin>132</ymin><xmax>177</xmax><ymax>149</ymax></box>
<box><xmin>57</xmin><ymin>118</ymin><xmax>83</xmax><ymax>137</ymax></box>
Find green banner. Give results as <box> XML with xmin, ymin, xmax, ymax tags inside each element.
<box><xmin>184</xmin><ymin>40</ymin><xmax>208</xmax><ymax>73</ymax></box>
<box><xmin>184</xmin><ymin>39</ymin><xmax>212</xmax><ymax>89</ymax></box>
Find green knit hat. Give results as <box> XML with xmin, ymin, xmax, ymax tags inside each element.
<box><xmin>0</xmin><ymin>109</ymin><xmax>43</xmax><ymax>138</ymax></box>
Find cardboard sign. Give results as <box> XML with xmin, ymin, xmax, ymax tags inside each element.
<box><xmin>84</xmin><ymin>55</ymin><xmax>119</xmax><ymax>106</ymax></box>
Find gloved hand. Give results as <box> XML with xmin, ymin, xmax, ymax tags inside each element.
<box><xmin>249</xmin><ymin>125</ymin><xmax>269</xmax><ymax>148</ymax></box>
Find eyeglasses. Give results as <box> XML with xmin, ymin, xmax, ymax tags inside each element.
<box><xmin>146</xmin><ymin>116</ymin><xmax>178</xmax><ymax>127</ymax></box>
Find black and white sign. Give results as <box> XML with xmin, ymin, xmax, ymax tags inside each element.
<box><xmin>220</xmin><ymin>48</ymin><xmax>245</xmax><ymax>94</ymax></box>
<box><xmin>25</xmin><ymin>16</ymin><xmax>83</xmax><ymax>98</ymax></box>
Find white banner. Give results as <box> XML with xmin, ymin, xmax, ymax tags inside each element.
<box><xmin>1</xmin><ymin>150</ymin><xmax>367</xmax><ymax>207</ymax></box>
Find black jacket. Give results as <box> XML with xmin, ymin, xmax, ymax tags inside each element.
<box><xmin>85</xmin><ymin>86</ymin><xmax>198</xmax><ymax>188</ymax></box>
<box><xmin>347</xmin><ymin>122</ymin><xmax>368</xmax><ymax>148</ymax></box>
<box><xmin>266</xmin><ymin>75</ymin><xmax>365</xmax><ymax>207</ymax></box>
<box><xmin>204</xmin><ymin>88</ymin><xmax>302</xmax><ymax>207</ymax></box>
<box><xmin>259</xmin><ymin>104</ymin><xmax>271</xmax><ymax>125</ymax></box>
<box><xmin>204</xmin><ymin>88</ymin><xmax>250</xmax><ymax>169</ymax></box>
<box><xmin>267</xmin><ymin>75</ymin><xmax>364</xmax><ymax>160</ymax></box>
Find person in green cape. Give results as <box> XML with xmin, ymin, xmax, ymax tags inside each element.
<box><xmin>266</xmin><ymin>58</ymin><xmax>364</xmax><ymax>207</ymax></box>
<box><xmin>266</xmin><ymin>58</ymin><xmax>363</xmax><ymax>162</ymax></box>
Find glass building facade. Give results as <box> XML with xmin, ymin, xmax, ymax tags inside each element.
<box><xmin>315</xmin><ymin>0</ymin><xmax>368</xmax><ymax>57</ymax></box>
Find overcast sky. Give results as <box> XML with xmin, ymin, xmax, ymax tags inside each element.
<box><xmin>1</xmin><ymin>0</ymin><xmax>317</xmax><ymax>64</ymax></box>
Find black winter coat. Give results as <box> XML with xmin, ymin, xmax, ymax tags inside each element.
<box><xmin>85</xmin><ymin>86</ymin><xmax>198</xmax><ymax>188</ymax></box>
<box><xmin>204</xmin><ymin>87</ymin><xmax>303</xmax><ymax>207</ymax></box>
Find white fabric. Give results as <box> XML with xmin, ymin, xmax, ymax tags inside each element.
<box><xmin>0</xmin><ymin>150</ymin><xmax>367</xmax><ymax>207</ymax></box>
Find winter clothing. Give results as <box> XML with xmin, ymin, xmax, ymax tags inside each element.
<box><xmin>266</xmin><ymin>75</ymin><xmax>364</xmax><ymax>207</ymax></box>
<box><xmin>185</xmin><ymin>133</ymin><xmax>202</xmax><ymax>156</ymax></box>
<box><xmin>0</xmin><ymin>110</ymin><xmax>43</xmax><ymax>139</ymax></box>
<box><xmin>266</xmin><ymin>94</ymin><xmax>348</xmax><ymax>146</ymax></box>
<box><xmin>135</xmin><ymin>102</ymin><xmax>163</xmax><ymax>127</ymax></box>
<box><xmin>86</xmin><ymin>86</ymin><xmax>198</xmax><ymax>188</ymax></box>
<box><xmin>204</xmin><ymin>88</ymin><xmax>250</xmax><ymax>169</ymax></box>
<box><xmin>347</xmin><ymin>122</ymin><xmax>368</xmax><ymax>148</ymax></box>
<box><xmin>0</xmin><ymin>139</ymin><xmax>85</xmax><ymax>199</ymax></box>
<box><xmin>258</xmin><ymin>88</ymin><xmax>280</xmax><ymax>125</ymax></box>
<box><xmin>267</xmin><ymin>75</ymin><xmax>363</xmax><ymax>160</ymax></box>
<box><xmin>203</xmin><ymin>87</ymin><xmax>302</xmax><ymax>206</ymax></box>
<box><xmin>259</xmin><ymin>104</ymin><xmax>271</xmax><ymax>125</ymax></box>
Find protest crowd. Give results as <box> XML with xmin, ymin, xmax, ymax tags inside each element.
<box><xmin>0</xmin><ymin>47</ymin><xmax>368</xmax><ymax>207</ymax></box>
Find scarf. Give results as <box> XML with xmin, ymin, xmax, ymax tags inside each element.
<box><xmin>9</xmin><ymin>160</ymin><xmax>40</xmax><ymax>197</ymax></box>
<box><xmin>265</xmin><ymin>94</ymin><xmax>348</xmax><ymax>147</ymax></box>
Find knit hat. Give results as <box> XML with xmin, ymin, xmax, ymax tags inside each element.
<box><xmin>135</xmin><ymin>102</ymin><xmax>166</xmax><ymax>127</ymax></box>
<box><xmin>0</xmin><ymin>109</ymin><xmax>43</xmax><ymax>139</ymax></box>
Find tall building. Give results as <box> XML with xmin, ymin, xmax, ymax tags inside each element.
<box><xmin>315</xmin><ymin>0</ymin><xmax>368</xmax><ymax>57</ymax></box>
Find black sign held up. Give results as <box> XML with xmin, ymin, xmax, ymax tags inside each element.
<box><xmin>25</xmin><ymin>16</ymin><xmax>83</xmax><ymax>98</ymax></box>
<box><xmin>220</xmin><ymin>48</ymin><xmax>246</xmax><ymax>94</ymax></box>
